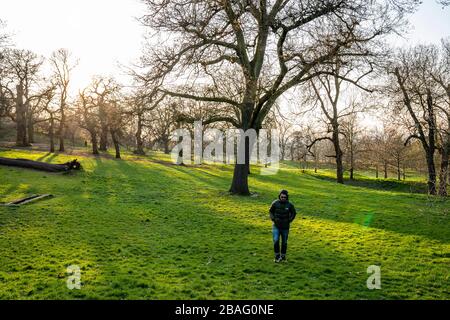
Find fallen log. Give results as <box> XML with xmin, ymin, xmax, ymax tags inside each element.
<box><xmin>0</xmin><ymin>157</ymin><xmax>81</xmax><ymax>172</ymax></box>
<box><xmin>2</xmin><ymin>194</ymin><xmax>54</xmax><ymax>206</ymax></box>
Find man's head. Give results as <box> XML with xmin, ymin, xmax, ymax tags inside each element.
<box><xmin>279</xmin><ymin>189</ymin><xmax>288</xmax><ymax>202</ymax></box>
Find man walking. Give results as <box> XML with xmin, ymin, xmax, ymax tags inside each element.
<box><xmin>269</xmin><ymin>190</ymin><xmax>297</xmax><ymax>262</ymax></box>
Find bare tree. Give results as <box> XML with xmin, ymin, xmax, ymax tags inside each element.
<box><xmin>375</xmin><ymin>123</ymin><xmax>410</xmax><ymax>181</ymax></box>
<box><xmin>272</xmin><ymin>106</ymin><xmax>293</xmax><ymax>161</ymax></box>
<box><xmin>89</xmin><ymin>76</ymin><xmax>121</xmax><ymax>152</ymax></box>
<box><xmin>302</xmin><ymin>124</ymin><xmax>325</xmax><ymax>173</ymax></box>
<box><xmin>290</xmin><ymin>130</ymin><xmax>308</xmax><ymax>167</ymax></box>
<box><xmin>39</xmin><ymin>84</ymin><xmax>58</xmax><ymax>152</ymax></box>
<box><xmin>0</xmin><ymin>49</ymin><xmax>43</xmax><ymax>146</ymax></box>
<box><xmin>128</xmin><ymin>87</ymin><xmax>166</xmax><ymax>155</ymax></box>
<box><xmin>341</xmin><ymin>113</ymin><xmax>364</xmax><ymax>180</ymax></box>
<box><xmin>76</xmin><ymin>77</ymin><xmax>123</xmax><ymax>155</ymax></box>
<box><xmin>140</xmin><ymin>0</ymin><xmax>417</xmax><ymax>195</ymax></box>
<box><xmin>305</xmin><ymin>61</ymin><xmax>370</xmax><ymax>184</ymax></box>
<box><xmin>50</xmin><ymin>49</ymin><xmax>76</xmax><ymax>152</ymax></box>
<box><xmin>77</xmin><ymin>88</ymin><xmax>100</xmax><ymax>155</ymax></box>
<box><xmin>148</xmin><ymin>101</ymin><xmax>179</xmax><ymax>154</ymax></box>
<box><xmin>429</xmin><ymin>39</ymin><xmax>450</xmax><ymax>196</ymax></box>
<box><xmin>0</xmin><ymin>21</ymin><xmax>12</xmax><ymax>125</ymax></box>
<box><xmin>107</xmin><ymin>99</ymin><xmax>127</xmax><ymax>159</ymax></box>
<box><xmin>389</xmin><ymin>45</ymin><xmax>441</xmax><ymax>195</ymax></box>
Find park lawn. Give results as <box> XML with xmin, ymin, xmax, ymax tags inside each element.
<box><xmin>0</xmin><ymin>148</ymin><xmax>449</xmax><ymax>299</ymax></box>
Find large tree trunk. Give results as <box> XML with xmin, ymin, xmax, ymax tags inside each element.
<box><xmin>426</xmin><ymin>149</ymin><xmax>437</xmax><ymax>195</ymax></box>
<box><xmin>15</xmin><ymin>84</ymin><xmax>29</xmax><ymax>147</ymax></box>
<box><xmin>49</xmin><ymin>116</ymin><xmax>55</xmax><ymax>153</ymax></box>
<box><xmin>229</xmin><ymin>163</ymin><xmax>250</xmax><ymax>195</ymax></box>
<box><xmin>335</xmin><ymin>149</ymin><xmax>344</xmax><ymax>184</ymax></box>
<box><xmin>58</xmin><ymin>109</ymin><xmax>65</xmax><ymax>152</ymax></box>
<box><xmin>90</xmin><ymin>131</ymin><xmax>99</xmax><ymax>155</ymax></box>
<box><xmin>438</xmin><ymin>143</ymin><xmax>449</xmax><ymax>196</ymax></box>
<box><xmin>111</xmin><ymin>129</ymin><xmax>121</xmax><ymax>159</ymax></box>
<box><xmin>397</xmin><ymin>157</ymin><xmax>401</xmax><ymax>181</ymax></box>
<box><xmin>229</xmin><ymin>134</ymin><xmax>252</xmax><ymax>195</ymax></box>
<box><xmin>134</xmin><ymin>116</ymin><xmax>145</xmax><ymax>155</ymax></box>
<box><xmin>350</xmin><ymin>141</ymin><xmax>355</xmax><ymax>180</ymax></box>
<box><xmin>349</xmin><ymin>150</ymin><xmax>354</xmax><ymax>180</ymax></box>
<box><xmin>163</xmin><ymin>137</ymin><xmax>170</xmax><ymax>154</ymax></box>
<box><xmin>332</xmin><ymin>125</ymin><xmax>344</xmax><ymax>184</ymax></box>
<box><xmin>99</xmin><ymin>126</ymin><xmax>108</xmax><ymax>151</ymax></box>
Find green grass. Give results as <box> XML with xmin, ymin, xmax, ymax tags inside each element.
<box><xmin>282</xmin><ymin>159</ymin><xmax>428</xmax><ymax>182</ymax></box>
<box><xmin>0</xmin><ymin>148</ymin><xmax>449</xmax><ymax>299</ymax></box>
<box><xmin>300</xmin><ymin>169</ymin><xmax>430</xmax><ymax>194</ymax></box>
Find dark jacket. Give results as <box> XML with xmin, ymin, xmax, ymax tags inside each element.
<box><xmin>269</xmin><ymin>199</ymin><xmax>297</xmax><ymax>229</ymax></box>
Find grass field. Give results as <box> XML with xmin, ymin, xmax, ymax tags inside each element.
<box><xmin>0</xmin><ymin>148</ymin><xmax>449</xmax><ymax>299</ymax></box>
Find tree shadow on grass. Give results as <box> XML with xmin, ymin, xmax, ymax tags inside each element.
<box><xmin>43</xmin><ymin>153</ymin><xmax>58</xmax><ymax>164</ymax></box>
<box><xmin>303</xmin><ymin>171</ymin><xmax>428</xmax><ymax>195</ymax></box>
<box><xmin>105</xmin><ymin>159</ymin><xmax>450</xmax><ymax>245</ymax></box>
<box><xmin>36</xmin><ymin>152</ymin><xmax>51</xmax><ymax>162</ymax></box>
<box><xmin>123</xmin><ymin>159</ymin><xmax>450</xmax><ymax>245</ymax></box>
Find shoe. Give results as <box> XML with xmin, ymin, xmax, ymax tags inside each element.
<box><xmin>281</xmin><ymin>254</ymin><xmax>287</xmax><ymax>262</ymax></box>
<box><xmin>274</xmin><ymin>255</ymin><xmax>282</xmax><ymax>263</ymax></box>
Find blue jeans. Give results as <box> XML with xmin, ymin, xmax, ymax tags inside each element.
<box><xmin>272</xmin><ymin>224</ymin><xmax>289</xmax><ymax>256</ymax></box>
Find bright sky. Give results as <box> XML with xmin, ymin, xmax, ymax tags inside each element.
<box><xmin>1</xmin><ymin>0</ymin><xmax>146</xmax><ymax>95</ymax></box>
<box><xmin>1</xmin><ymin>0</ymin><xmax>449</xmax><ymax>98</ymax></box>
<box><xmin>404</xmin><ymin>1</ymin><xmax>450</xmax><ymax>45</ymax></box>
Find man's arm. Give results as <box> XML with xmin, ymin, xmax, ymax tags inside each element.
<box><xmin>269</xmin><ymin>201</ymin><xmax>276</xmax><ymax>221</ymax></box>
<box><xmin>289</xmin><ymin>204</ymin><xmax>297</xmax><ymax>222</ymax></box>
